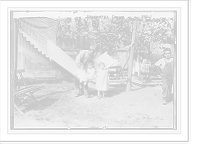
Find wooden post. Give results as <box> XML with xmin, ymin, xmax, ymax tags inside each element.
<box><xmin>97</xmin><ymin>18</ymin><xmax>101</xmax><ymax>53</ymax></box>
<box><xmin>14</xmin><ymin>19</ymin><xmax>18</xmax><ymax>89</ymax></box>
<box><xmin>85</xmin><ymin>17</ymin><xmax>88</xmax><ymax>39</ymax></box>
<box><xmin>126</xmin><ymin>21</ymin><xmax>137</xmax><ymax>92</ymax></box>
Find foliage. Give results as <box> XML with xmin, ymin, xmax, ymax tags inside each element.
<box><xmin>56</xmin><ymin>15</ymin><xmax>174</xmax><ymax>55</ymax></box>
<box><xmin>136</xmin><ymin>16</ymin><xmax>174</xmax><ymax>52</ymax></box>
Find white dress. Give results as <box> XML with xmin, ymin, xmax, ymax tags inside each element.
<box><xmin>96</xmin><ymin>69</ymin><xmax>109</xmax><ymax>91</ymax></box>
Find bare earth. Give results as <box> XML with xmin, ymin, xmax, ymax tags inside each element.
<box><xmin>14</xmin><ymin>81</ymin><xmax>174</xmax><ymax>128</ymax></box>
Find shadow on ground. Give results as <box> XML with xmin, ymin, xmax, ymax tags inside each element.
<box><xmin>22</xmin><ymin>97</ymin><xmax>58</xmax><ymax>113</ymax></box>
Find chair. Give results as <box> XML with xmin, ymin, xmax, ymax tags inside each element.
<box><xmin>13</xmin><ymin>69</ymin><xmax>44</xmax><ymax>113</ymax></box>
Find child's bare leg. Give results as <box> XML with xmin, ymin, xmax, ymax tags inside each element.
<box><xmin>75</xmin><ymin>79</ymin><xmax>83</xmax><ymax>97</ymax></box>
<box><xmin>102</xmin><ymin>91</ymin><xmax>105</xmax><ymax>98</ymax></box>
<box><xmin>83</xmin><ymin>82</ymin><xmax>89</xmax><ymax>98</ymax></box>
<box><xmin>97</xmin><ymin>91</ymin><xmax>101</xmax><ymax>99</ymax></box>
<box><xmin>79</xmin><ymin>81</ymin><xmax>84</xmax><ymax>94</ymax></box>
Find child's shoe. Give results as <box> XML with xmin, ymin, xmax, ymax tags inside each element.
<box><xmin>97</xmin><ymin>95</ymin><xmax>101</xmax><ymax>99</ymax></box>
<box><xmin>163</xmin><ymin>97</ymin><xmax>168</xmax><ymax>105</ymax></box>
<box><xmin>85</xmin><ymin>93</ymin><xmax>90</xmax><ymax>98</ymax></box>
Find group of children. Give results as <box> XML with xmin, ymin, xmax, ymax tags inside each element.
<box><xmin>75</xmin><ymin>62</ymin><xmax>109</xmax><ymax>99</ymax></box>
<box><xmin>76</xmin><ymin>49</ymin><xmax>174</xmax><ymax>104</ymax></box>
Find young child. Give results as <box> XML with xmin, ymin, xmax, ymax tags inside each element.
<box><xmin>155</xmin><ymin>49</ymin><xmax>173</xmax><ymax>105</ymax></box>
<box><xmin>86</xmin><ymin>63</ymin><xmax>96</xmax><ymax>83</ymax></box>
<box><xmin>75</xmin><ymin>64</ymin><xmax>88</xmax><ymax>97</ymax></box>
<box><xmin>96</xmin><ymin>62</ymin><xmax>109</xmax><ymax>99</ymax></box>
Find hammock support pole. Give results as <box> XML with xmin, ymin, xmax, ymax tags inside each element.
<box><xmin>126</xmin><ymin>21</ymin><xmax>137</xmax><ymax>92</ymax></box>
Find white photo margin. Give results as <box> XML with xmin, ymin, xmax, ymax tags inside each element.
<box><xmin>0</xmin><ymin>0</ymin><xmax>189</xmax><ymax>142</ymax></box>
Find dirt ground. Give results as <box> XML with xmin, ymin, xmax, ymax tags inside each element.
<box><xmin>14</xmin><ymin>80</ymin><xmax>174</xmax><ymax>128</ymax></box>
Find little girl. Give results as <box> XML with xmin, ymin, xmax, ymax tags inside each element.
<box><xmin>86</xmin><ymin>63</ymin><xmax>96</xmax><ymax>83</ymax></box>
<box><xmin>96</xmin><ymin>62</ymin><xmax>109</xmax><ymax>99</ymax></box>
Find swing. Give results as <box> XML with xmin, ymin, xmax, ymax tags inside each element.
<box><xmin>127</xmin><ymin>48</ymin><xmax>162</xmax><ymax>84</ymax></box>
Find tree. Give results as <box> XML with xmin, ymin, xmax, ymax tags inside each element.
<box><xmin>141</xmin><ymin>16</ymin><xmax>174</xmax><ymax>42</ymax></box>
<box><xmin>56</xmin><ymin>15</ymin><xmax>174</xmax><ymax>59</ymax></box>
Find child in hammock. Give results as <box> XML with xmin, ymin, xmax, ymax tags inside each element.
<box><xmin>96</xmin><ymin>62</ymin><xmax>109</xmax><ymax>99</ymax></box>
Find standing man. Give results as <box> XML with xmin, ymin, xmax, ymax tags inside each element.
<box><xmin>75</xmin><ymin>44</ymin><xmax>96</xmax><ymax>98</ymax></box>
<box><xmin>155</xmin><ymin>48</ymin><xmax>174</xmax><ymax>105</ymax></box>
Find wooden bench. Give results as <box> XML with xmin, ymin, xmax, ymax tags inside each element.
<box><xmin>13</xmin><ymin>69</ymin><xmax>44</xmax><ymax>114</ymax></box>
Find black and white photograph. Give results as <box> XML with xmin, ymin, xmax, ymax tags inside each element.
<box><xmin>11</xmin><ymin>10</ymin><xmax>176</xmax><ymax>129</ymax></box>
